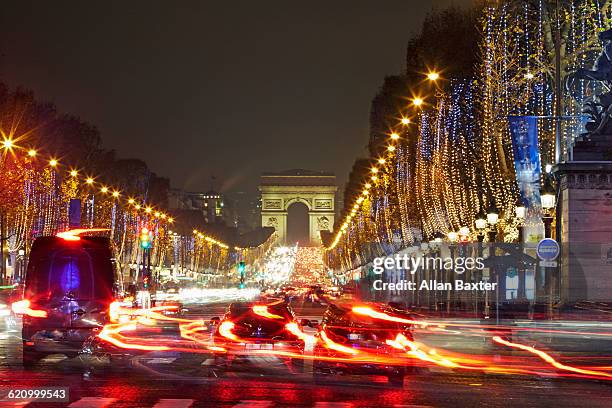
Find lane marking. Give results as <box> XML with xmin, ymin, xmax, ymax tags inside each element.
<box><xmin>152</xmin><ymin>399</ymin><xmax>195</xmax><ymax>408</ymax></box>
<box><xmin>232</xmin><ymin>401</ymin><xmax>274</xmax><ymax>407</ymax></box>
<box><xmin>145</xmin><ymin>358</ymin><xmax>177</xmax><ymax>364</ymax></box>
<box><xmin>68</xmin><ymin>397</ymin><xmax>117</xmax><ymax>407</ymax></box>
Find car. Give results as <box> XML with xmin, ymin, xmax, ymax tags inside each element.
<box><xmin>12</xmin><ymin>230</ymin><xmax>119</xmax><ymax>366</ymax></box>
<box><xmin>312</xmin><ymin>302</ymin><xmax>416</xmax><ymax>386</ymax></box>
<box><xmin>212</xmin><ymin>300</ymin><xmax>306</xmax><ymax>372</ymax></box>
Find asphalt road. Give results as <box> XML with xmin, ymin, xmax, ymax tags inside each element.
<box><xmin>0</xmin><ymin>302</ymin><xmax>611</xmax><ymax>408</ymax></box>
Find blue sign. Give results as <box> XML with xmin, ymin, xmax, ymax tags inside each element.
<box><xmin>68</xmin><ymin>199</ymin><xmax>82</xmax><ymax>228</ymax></box>
<box><xmin>536</xmin><ymin>238</ymin><xmax>560</xmax><ymax>261</ymax></box>
<box><xmin>509</xmin><ymin>116</ymin><xmax>542</xmax><ymax>211</ymax></box>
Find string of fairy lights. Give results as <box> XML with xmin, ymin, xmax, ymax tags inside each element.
<box><xmin>1</xmin><ymin>138</ymin><xmax>173</xmax><ymax>222</ymax></box>
<box><xmin>325</xmin><ymin>99</ymin><xmax>419</xmax><ymax>251</ymax></box>
<box><xmin>0</xmin><ymin>137</ymin><xmax>233</xmax><ymax>252</ymax></box>
<box><xmin>324</xmin><ymin>1</ymin><xmax>610</xmax><ymax>271</ymax></box>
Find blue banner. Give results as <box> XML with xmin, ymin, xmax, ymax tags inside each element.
<box><xmin>68</xmin><ymin>198</ymin><xmax>82</xmax><ymax>228</ymax></box>
<box><xmin>509</xmin><ymin>116</ymin><xmax>542</xmax><ymax>211</ymax></box>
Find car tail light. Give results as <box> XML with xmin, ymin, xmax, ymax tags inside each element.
<box><xmin>252</xmin><ymin>305</ymin><xmax>283</xmax><ymax>319</ymax></box>
<box><xmin>56</xmin><ymin>228</ymin><xmax>110</xmax><ymax>241</ymax></box>
<box><xmin>219</xmin><ymin>320</ymin><xmax>240</xmax><ymax>341</ymax></box>
<box><xmin>285</xmin><ymin>322</ymin><xmax>315</xmax><ymax>343</ymax></box>
<box><xmin>320</xmin><ymin>330</ymin><xmax>359</xmax><ymax>355</ymax></box>
<box><xmin>109</xmin><ymin>300</ymin><xmax>122</xmax><ymax>322</ymax></box>
<box><xmin>11</xmin><ymin>299</ymin><xmax>47</xmax><ymax>318</ymax></box>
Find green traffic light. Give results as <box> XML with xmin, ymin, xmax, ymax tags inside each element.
<box><xmin>140</xmin><ymin>227</ymin><xmax>152</xmax><ymax>249</ymax></box>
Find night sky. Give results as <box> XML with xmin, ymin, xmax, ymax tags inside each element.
<box><xmin>0</xmin><ymin>0</ymin><xmax>471</xmax><ymax>194</ymax></box>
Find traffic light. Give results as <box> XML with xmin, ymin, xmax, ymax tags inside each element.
<box><xmin>140</xmin><ymin>227</ymin><xmax>153</xmax><ymax>249</ymax></box>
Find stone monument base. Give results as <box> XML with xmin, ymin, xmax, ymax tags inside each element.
<box><xmin>554</xmin><ymin>161</ymin><xmax>612</xmax><ymax>302</ymax></box>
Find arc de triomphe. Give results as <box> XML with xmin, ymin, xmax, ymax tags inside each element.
<box><xmin>259</xmin><ymin>170</ymin><xmax>337</xmax><ymax>246</ymax></box>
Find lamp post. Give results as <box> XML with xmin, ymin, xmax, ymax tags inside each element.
<box><xmin>475</xmin><ymin>210</ymin><xmax>487</xmax><ymax>243</ymax></box>
<box><xmin>514</xmin><ymin>198</ymin><xmax>527</xmax><ymax>300</ymax></box>
<box><xmin>487</xmin><ymin>204</ymin><xmax>499</xmax><ymax>242</ymax></box>
<box><xmin>474</xmin><ymin>210</ymin><xmax>488</xmax><ymax>317</ymax></box>
<box><xmin>16</xmin><ymin>249</ymin><xmax>25</xmax><ymax>283</ymax></box>
<box><xmin>541</xmin><ymin>176</ymin><xmax>556</xmax><ymax>239</ymax></box>
<box><xmin>486</xmin><ymin>203</ymin><xmax>500</xmax><ymax>322</ymax></box>
<box><xmin>446</xmin><ymin>231</ymin><xmax>459</xmax><ymax>314</ymax></box>
<box><xmin>540</xmin><ymin>174</ymin><xmax>557</xmax><ymax>316</ymax></box>
<box><xmin>431</xmin><ymin>232</ymin><xmax>444</xmax><ymax>311</ymax></box>
<box><xmin>515</xmin><ymin>197</ymin><xmax>527</xmax><ymax>243</ymax></box>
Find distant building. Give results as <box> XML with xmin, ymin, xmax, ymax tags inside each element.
<box><xmin>223</xmin><ymin>191</ymin><xmax>261</xmax><ymax>232</ymax></box>
<box><xmin>168</xmin><ymin>188</ymin><xmax>224</xmax><ymax>224</ymax></box>
<box><xmin>203</xmin><ymin>190</ymin><xmax>223</xmax><ymax>223</ymax></box>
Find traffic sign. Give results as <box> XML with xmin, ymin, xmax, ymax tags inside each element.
<box><xmin>537</xmin><ymin>238</ymin><xmax>560</xmax><ymax>261</ymax></box>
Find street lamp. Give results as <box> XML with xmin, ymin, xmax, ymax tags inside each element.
<box><xmin>487</xmin><ymin>204</ymin><xmax>499</xmax><ymax>242</ymax></box>
<box><xmin>487</xmin><ymin>205</ymin><xmax>499</xmax><ymax>225</ymax></box>
<box><xmin>447</xmin><ymin>231</ymin><xmax>459</xmax><ymax>243</ymax></box>
<box><xmin>475</xmin><ymin>210</ymin><xmax>487</xmax><ymax>231</ymax></box>
<box><xmin>1</xmin><ymin>138</ymin><xmax>14</xmax><ymax>151</ymax></box>
<box><xmin>540</xmin><ymin>177</ymin><xmax>556</xmax><ymax>211</ymax></box>
<box><xmin>540</xmin><ymin>176</ymin><xmax>556</xmax><ymax>238</ymax></box>
<box><xmin>474</xmin><ymin>209</ymin><xmax>487</xmax><ymax>243</ymax></box>
<box><xmin>515</xmin><ymin>198</ymin><xmax>527</xmax><ymax>220</ymax></box>
<box><xmin>412</xmin><ymin>97</ymin><xmax>424</xmax><ymax>107</ymax></box>
<box><xmin>427</xmin><ymin>71</ymin><xmax>440</xmax><ymax>81</ymax></box>
<box><xmin>400</xmin><ymin>117</ymin><xmax>411</xmax><ymax>125</ymax></box>
<box><xmin>17</xmin><ymin>249</ymin><xmax>25</xmax><ymax>283</ymax></box>
<box><xmin>515</xmin><ymin>197</ymin><xmax>527</xmax><ymax>243</ymax></box>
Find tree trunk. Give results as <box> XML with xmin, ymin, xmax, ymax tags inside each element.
<box><xmin>0</xmin><ymin>212</ymin><xmax>6</xmax><ymax>285</ymax></box>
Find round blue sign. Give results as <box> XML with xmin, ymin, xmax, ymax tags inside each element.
<box><xmin>537</xmin><ymin>238</ymin><xmax>560</xmax><ymax>261</ymax></box>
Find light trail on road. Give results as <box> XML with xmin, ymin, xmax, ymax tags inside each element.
<box><xmin>94</xmin><ymin>299</ymin><xmax>612</xmax><ymax>382</ymax></box>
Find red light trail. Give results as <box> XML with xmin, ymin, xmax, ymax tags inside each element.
<box><xmin>94</xmin><ymin>300</ymin><xmax>612</xmax><ymax>382</ymax></box>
